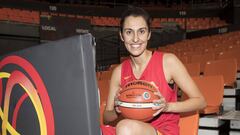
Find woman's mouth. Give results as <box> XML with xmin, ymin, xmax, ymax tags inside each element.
<box><xmin>131</xmin><ymin>44</ymin><xmax>141</xmax><ymax>48</ymax></box>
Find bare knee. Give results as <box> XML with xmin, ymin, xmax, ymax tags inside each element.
<box><xmin>116</xmin><ymin>119</ymin><xmax>139</xmax><ymax>135</ymax></box>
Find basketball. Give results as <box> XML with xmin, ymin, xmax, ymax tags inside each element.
<box><xmin>116</xmin><ymin>80</ymin><xmax>160</xmax><ymax>122</ymax></box>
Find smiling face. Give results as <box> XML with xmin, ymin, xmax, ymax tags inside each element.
<box><xmin>120</xmin><ymin>16</ymin><xmax>151</xmax><ymax>57</ymax></box>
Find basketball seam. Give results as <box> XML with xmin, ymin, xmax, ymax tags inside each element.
<box><xmin>119</xmin><ymin>87</ymin><xmax>157</xmax><ymax>94</ymax></box>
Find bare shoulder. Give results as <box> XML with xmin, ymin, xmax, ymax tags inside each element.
<box><xmin>163</xmin><ymin>53</ymin><xmax>180</xmax><ymax>66</ymax></box>
<box><xmin>162</xmin><ymin>53</ymin><xmax>184</xmax><ymax>80</ymax></box>
<box><xmin>112</xmin><ymin>64</ymin><xmax>121</xmax><ymax>75</ymax></box>
<box><xmin>110</xmin><ymin>63</ymin><xmax>122</xmax><ymax>83</ymax></box>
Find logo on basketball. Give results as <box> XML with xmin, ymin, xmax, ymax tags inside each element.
<box><xmin>143</xmin><ymin>92</ymin><xmax>150</xmax><ymax>100</ymax></box>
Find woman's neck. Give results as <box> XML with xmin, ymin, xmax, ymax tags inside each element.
<box><xmin>130</xmin><ymin>50</ymin><xmax>152</xmax><ymax>70</ymax></box>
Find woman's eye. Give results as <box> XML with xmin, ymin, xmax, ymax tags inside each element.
<box><xmin>139</xmin><ymin>29</ymin><xmax>145</xmax><ymax>34</ymax></box>
<box><xmin>126</xmin><ymin>31</ymin><xmax>132</xmax><ymax>35</ymax></box>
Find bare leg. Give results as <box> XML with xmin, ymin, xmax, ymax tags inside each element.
<box><xmin>116</xmin><ymin>119</ymin><xmax>159</xmax><ymax>135</ymax></box>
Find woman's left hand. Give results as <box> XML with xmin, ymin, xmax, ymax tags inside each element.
<box><xmin>152</xmin><ymin>91</ymin><xmax>168</xmax><ymax>116</ymax></box>
<box><xmin>149</xmin><ymin>81</ymin><xmax>168</xmax><ymax>117</ymax></box>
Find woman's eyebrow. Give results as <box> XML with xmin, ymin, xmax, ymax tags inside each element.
<box><xmin>139</xmin><ymin>27</ymin><xmax>148</xmax><ymax>30</ymax></box>
<box><xmin>123</xmin><ymin>28</ymin><xmax>133</xmax><ymax>31</ymax></box>
<box><xmin>123</xmin><ymin>27</ymin><xmax>148</xmax><ymax>31</ymax></box>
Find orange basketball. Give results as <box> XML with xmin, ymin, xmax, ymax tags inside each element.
<box><xmin>117</xmin><ymin>80</ymin><xmax>160</xmax><ymax>122</ymax></box>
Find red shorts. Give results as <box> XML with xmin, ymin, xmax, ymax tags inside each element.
<box><xmin>101</xmin><ymin>125</ymin><xmax>163</xmax><ymax>135</ymax></box>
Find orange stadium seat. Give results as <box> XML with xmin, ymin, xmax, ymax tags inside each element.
<box><xmin>192</xmin><ymin>75</ymin><xmax>224</xmax><ymax>114</ymax></box>
<box><xmin>100</xmin><ymin>101</ymin><xmax>106</xmax><ymax>125</ymax></box>
<box><xmin>91</xmin><ymin>16</ymin><xmax>99</xmax><ymax>25</ymax></box>
<box><xmin>178</xmin><ymin>55</ymin><xmax>188</xmax><ymax>64</ymax></box>
<box><xmin>0</xmin><ymin>8</ymin><xmax>9</xmax><ymax>21</ymax></box>
<box><xmin>216</xmin><ymin>50</ymin><xmax>240</xmax><ymax>71</ymax></box>
<box><xmin>191</xmin><ymin>53</ymin><xmax>215</xmax><ymax>73</ymax></box>
<box><xmin>204</xmin><ymin>58</ymin><xmax>237</xmax><ymax>88</ymax></box>
<box><xmin>97</xmin><ymin>79</ymin><xmax>110</xmax><ymax>104</ymax></box>
<box><xmin>179</xmin><ymin>89</ymin><xmax>199</xmax><ymax>135</ymax></box>
<box><xmin>19</xmin><ymin>10</ymin><xmax>31</xmax><ymax>23</ymax></box>
<box><xmin>99</xmin><ymin>70</ymin><xmax>113</xmax><ymax>80</ymax></box>
<box><xmin>96</xmin><ymin>71</ymin><xmax>101</xmax><ymax>81</ymax></box>
<box><xmin>8</xmin><ymin>9</ymin><xmax>22</xmax><ymax>22</ymax></box>
<box><xmin>98</xmin><ymin>82</ymin><xmax>123</xmax><ymax>126</ymax></box>
<box><xmin>179</xmin><ymin>111</ymin><xmax>199</xmax><ymax>135</ymax></box>
<box><xmin>98</xmin><ymin>71</ymin><xmax>128</xmax><ymax>126</ymax></box>
<box><xmin>31</xmin><ymin>11</ymin><xmax>40</xmax><ymax>24</ymax></box>
<box><xmin>184</xmin><ymin>62</ymin><xmax>201</xmax><ymax>76</ymax></box>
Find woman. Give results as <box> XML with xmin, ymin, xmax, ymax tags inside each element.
<box><xmin>102</xmin><ymin>6</ymin><xmax>206</xmax><ymax>135</ymax></box>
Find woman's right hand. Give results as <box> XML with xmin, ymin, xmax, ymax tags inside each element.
<box><xmin>114</xmin><ymin>88</ymin><xmax>122</xmax><ymax>113</ymax></box>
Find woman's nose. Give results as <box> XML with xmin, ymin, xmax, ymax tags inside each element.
<box><xmin>133</xmin><ymin>32</ymin><xmax>139</xmax><ymax>42</ymax></box>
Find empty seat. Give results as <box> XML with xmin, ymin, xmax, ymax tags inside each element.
<box><xmin>192</xmin><ymin>75</ymin><xmax>224</xmax><ymax>114</ymax></box>
<box><xmin>97</xmin><ymin>79</ymin><xmax>110</xmax><ymax>104</ymax></box>
<box><xmin>179</xmin><ymin>111</ymin><xmax>199</xmax><ymax>135</ymax></box>
<box><xmin>98</xmin><ymin>79</ymin><xmax>110</xmax><ymax>125</ymax></box>
<box><xmin>216</xmin><ymin>50</ymin><xmax>240</xmax><ymax>71</ymax></box>
<box><xmin>184</xmin><ymin>62</ymin><xmax>201</xmax><ymax>76</ymax></box>
<box><xmin>0</xmin><ymin>8</ymin><xmax>9</xmax><ymax>21</ymax></box>
<box><xmin>179</xmin><ymin>91</ymin><xmax>200</xmax><ymax>135</ymax></box>
<box><xmin>99</xmin><ymin>70</ymin><xmax>113</xmax><ymax>80</ymax></box>
<box><xmin>96</xmin><ymin>71</ymin><xmax>101</xmax><ymax>81</ymax></box>
<box><xmin>178</xmin><ymin>55</ymin><xmax>188</xmax><ymax>64</ymax></box>
<box><xmin>100</xmin><ymin>101</ymin><xmax>106</xmax><ymax>125</ymax></box>
<box><xmin>98</xmin><ymin>79</ymin><xmax>125</xmax><ymax>127</ymax></box>
<box><xmin>204</xmin><ymin>58</ymin><xmax>237</xmax><ymax>88</ymax></box>
<box><xmin>191</xmin><ymin>53</ymin><xmax>215</xmax><ymax>73</ymax></box>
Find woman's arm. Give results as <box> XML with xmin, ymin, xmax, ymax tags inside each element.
<box><xmin>103</xmin><ymin>65</ymin><xmax>122</xmax><ymax>124</ymax></box>
<box><xmin>163</xmin><ymin>53</ymin><xmax>206</xmax><ymax>113</ymax></box>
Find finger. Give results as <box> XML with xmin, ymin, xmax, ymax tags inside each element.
<box><xmin>114</xmin><ymin>99</ymin><xmax>119</xmax><ymax>106</ymax></box>
<box><xmin>114</xmin><ymin>95</ymin><xmax>119</xmax><ymax>101</ymax></box>
<box><xmin>150</xmin><ymin>81</ymin><xmax>158</xmax><ymax>89</ymax></box>
<box><xmin>153</xmin><ymin>92</ymin><xmax>162</xmax><ymax>98</ymax></box>
<box><xmin>115</xmin><ymin>107</ymin><xmax>121</xmax><ymax>113</ymax></box>
<box><xmin>152</xmin><ymin>103</ymin><xmax>165</xmax><ymax>110</ymax></box>
<box><xmin>152</xmin><ymin>98</ymin><xmax>168</xmax><ymax>110</ymax></box>
<box><xmin>152</xmin><ymin>99</ymin><xmax>161</xmax><ymax>104</ymax></box>
<box><xmin>153</xmin><ymin>102</ymin><xmax>161</xmax><ymax>109</ymax></box>
<box><xmin>153</xmin><ymin>108</ymin><xmax>164</xmax><ymax>117</ymax></box>
<box><xmin>115</xmin><ymin>88</ymin><xmax>122</xmax><ymax>98</ymax></box>
<box><xmin>115</xmin><ymin>92</ymin><xmax>121</xmax><ymax>100</ymax></box>
<box><xmin>154</xmin><ymin>103</ymin><xmax>168</xmax><ymax>112</ymax></box>
<box><xmin>152</xmin><ymin>105</ymin><xmax>160</xmax><ymax>110</ymax></box>
<box><xmin>153</xmin><ymin>98</ymin><xmax>165</xmax><ymax>104</ymax></box>
<box><xmin>118</xmin><ymin>87</ymin><xmax>123</xmax><ymax>93</ymax></box>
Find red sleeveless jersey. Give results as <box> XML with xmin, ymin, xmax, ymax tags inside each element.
<box><xmin>101</xmin><ymin>51</ymin><xmax>179</xmax><ymax>135</ymax></box>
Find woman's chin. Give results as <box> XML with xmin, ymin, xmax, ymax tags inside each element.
<box><xmin>129</xmin><ymin>50</ymin><xmax>144</xmax><ymax>57</ymax></box>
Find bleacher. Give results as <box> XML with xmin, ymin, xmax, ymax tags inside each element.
<box><xmin>0</xmin><ymin>7</ymin><xmax>228</xmax><ymax>30</ymax></box>
<box><xmin>0</xmin><ymin>7</ymin><xmax>39</xmax><ymax>24</ymax></box>
<box><xmin>0</xmin><ymin>0</ymin><xmax>240</xmax><ymax>135</ymax></box>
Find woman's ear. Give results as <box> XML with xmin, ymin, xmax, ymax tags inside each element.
<box><xmin>119</xmin><ymin>31</ymin><xmax>124</xmax><ymax>41</ymax></box>
<box><xmin>147</xmin><ymin>31</ymin><xmax>151</xmax><ymax>40</ymax></box>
